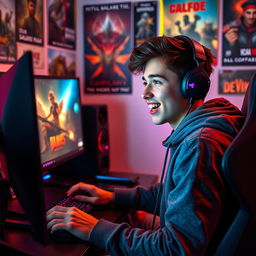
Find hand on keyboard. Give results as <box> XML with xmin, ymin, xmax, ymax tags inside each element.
<box><xmin>47</xmin><ymin>205</ymin><xmax>99</xmax><ymax>241</ymax></box>
<box><xmin>66</xmin><ymin>182</ymin><xmax>114</xmax><ymax>206</ymax></box>
<box><xmin>46</xmin><ymin>182</ymin><xmax>114</xmax><ymax>242</ymax></box>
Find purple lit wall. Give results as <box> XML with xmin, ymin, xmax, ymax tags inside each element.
<box><xmin>0</xmin><ymin>0</ymin><xmax>249</xmax><ymax>177</ymax></box>
<box><xmin>77</xmin><ymin>0</ymin><xmax>246</xmax><ymax>177</ymax></box>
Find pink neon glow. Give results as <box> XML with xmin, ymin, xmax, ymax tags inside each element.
<box><xmin>43</xmin><ymin>161</ymin><xmax>54</xmax><ymax>167</ymax></box>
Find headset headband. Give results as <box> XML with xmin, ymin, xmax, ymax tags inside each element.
<box><xmin>174</xmin><ymin>35</ymin><xmax>206</xmax><ymax>66</ymax></box>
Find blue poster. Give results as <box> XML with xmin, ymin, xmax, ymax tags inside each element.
<box><xmin>163</xmin><ymin>0</ymin><xmax>218</xmax><ymax>59</ymax></box>
<box><xmin>134</xmin><ymin>1</ymin><xmax>158</xmax><ymax>47</ymax></box>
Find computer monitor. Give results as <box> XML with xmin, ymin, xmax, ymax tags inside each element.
<box><xmin>33</xmin><ymin>76</ymin><xmax>84</xmax><ymax>177</ymax></box>
<box><xmin>0</xmin><ymin>52</ymin><xmax>47</xmax><ymax>243</ymax></box>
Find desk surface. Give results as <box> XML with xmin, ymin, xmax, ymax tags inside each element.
<box><xmin>2</xmin><ymin>172</ymin><xmax>158</xmax><ymax>256</ymax></box>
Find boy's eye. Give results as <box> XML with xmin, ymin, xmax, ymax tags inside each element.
<box><xmin>143</xmin><ymin>79</ymin><xmax>162</xmax><ymax>87</ymax></box>
<box><xmin>152</xmin><ymin>80</ymin><xmax>162</xmax><ymax>85</ymax></box>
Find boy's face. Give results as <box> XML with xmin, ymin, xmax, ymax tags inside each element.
<box><xmin>142</xmin><ymin>57</ymin><xmax>188</xmax><ymax>128</ymax></box>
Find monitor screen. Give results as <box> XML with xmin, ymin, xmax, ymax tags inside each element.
<box><xmin>34</xmin><ymin>76</ymin><xmax>84</xmax><ymax>172</ymax></box>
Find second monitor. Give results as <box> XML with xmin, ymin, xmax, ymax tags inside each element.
<box><xmin>34</xmin><ymin>76</ymin><xmax>84</xmax><ymax>179</ymax></box>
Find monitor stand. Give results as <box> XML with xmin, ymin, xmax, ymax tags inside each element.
<box><xmin>0</xmin><ymin>136</ymin><xmax>28</xmax><ymax>234</ymax></box>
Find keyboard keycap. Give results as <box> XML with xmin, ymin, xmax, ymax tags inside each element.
<box><xmin>56</xmin><ymin>195</ymin><xmax>92</xmax><ymax>212</ymax></box>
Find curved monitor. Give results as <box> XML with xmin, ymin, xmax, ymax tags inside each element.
<box><xmin>0</xmin><ymin>54</ymin><xmax>85</xmax><ymax>244</ymax></box>
<box><xmin>0</xmin><ymin>52</ymin><xmax>47</xmax><ymax>243</ymax></box>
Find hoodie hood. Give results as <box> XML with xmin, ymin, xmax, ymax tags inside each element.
<box><xmin>163</xmin><ymin>98</ymin><xmax>245</xmax><ymax>147</ymax></box>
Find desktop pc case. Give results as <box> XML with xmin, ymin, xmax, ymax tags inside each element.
<box><xmin>67</xmin><ymin>104</ymin><xmax>110</xmax><ymax>178</ymax></box>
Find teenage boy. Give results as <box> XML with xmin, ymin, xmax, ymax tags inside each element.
<box><xmin>47</xmin><ymin>36</ymin><xmax>244</xmax><ymax>255</ymax></box>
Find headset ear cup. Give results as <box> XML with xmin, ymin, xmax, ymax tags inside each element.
<box><xmin>174</xmin><ymin>35</ymin><xmax>211</xmax><ymax>100</ymax></box>
<box><xmin>181</xmin><ymin>69</ymin><xmax>210</xmax><ymax>100</ymax></box>
<box><xmin>181</xmin><ymin>70</ymin><xmax>192</xmax><ymax>98</ymax></box>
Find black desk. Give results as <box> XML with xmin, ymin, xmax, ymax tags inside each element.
<box><xmin>2</xmin><ymin>172</ymin><xmax>158</xmax><ymax>255</ymax></box>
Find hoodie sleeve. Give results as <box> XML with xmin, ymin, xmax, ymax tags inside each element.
<box><xmin>89</xmin><ymin>133</ymin><xmax>227</xmax><ymax>256</ymax></box>
<box><xmin>114</xmin><ymin>183</ymin><xmax>162</xmax><ymax>214</ymax></box>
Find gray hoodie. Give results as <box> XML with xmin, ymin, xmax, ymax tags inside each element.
<box><xmin>89</xmin><ymin>98</ymin><xmax>245</xmax><ymax>256</ymax></box>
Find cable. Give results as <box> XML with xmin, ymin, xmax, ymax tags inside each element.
<box><xmin>151</xmin><ymin>145</ymin><xmax>170</xmax><ymax>230</ymax></box>
<box><xmin>186</xmin><ymin>98</ymin><xmax>194</xmax><ymax>118</ymax></box>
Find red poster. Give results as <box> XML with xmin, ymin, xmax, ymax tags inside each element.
<box><xmin>84</xmin><ymin>3</ymin><xmax>132</xmax><ymax>94</ymax></box>
<box><xmin>222</xmin><ymin>0</ymin><xmax>256</xmax><ymax>66</ymax></box>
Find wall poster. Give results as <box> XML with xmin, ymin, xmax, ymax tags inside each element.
<box><xmin>222</xmin><ymin>0</ymin><xmax>256</xmax><ymax>66</ymax></box>
<box><xmin>163</xmin><ymin>0</ymin><xmax>218</xmax><ymax>59</ymax></box>
<box><xmin>134</xmin><ymin>1</ymin><xmax>158</xmax><ymax>47</ymax></box>
<box><xmin>84</xmin><ymin>3</ymin><xmax>132</xmax><ymax>94</ymax></box>
<box><xmin>17</xmin><ymin>42</ymin><xmax>44</xmax><ymax>69</ymax></box>
<box><xmin>16</xmin><ymin>0</ymin><xmax>43</xmax><ymax>46</ymax></box>
<box><xmin>0</xmin><ymin>0</ymin><xmax>16</xmax><ymax>63</ymax></box>
<box><xmin>48</xmin><ymin>0</ymin><xmax>76</xmax><ymax>50</ymax></box>
<box><xmin>48</xmin><ymin>48</ymin><xmax>76</xmax><ymax>76</ymax></box>
<box><xmin>218</xmin><ymin>70</ymin><xmax>255</xmax><ymax>94</ymax></box>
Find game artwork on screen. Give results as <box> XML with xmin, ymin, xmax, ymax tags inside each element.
<box><xmin>34</xmin><ymin>78</ymin><xmax>83</xmax><ymax>167</ymax></box>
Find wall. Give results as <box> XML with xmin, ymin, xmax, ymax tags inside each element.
<box><xmin>77</xmin><ymin>0</ymin><xmax>251</xmax><ymax>177</ymax></box>
<box><xmin>0</xmin><ymin>0</ymin><xmax>76</xmax><ymax>76</ymax></box>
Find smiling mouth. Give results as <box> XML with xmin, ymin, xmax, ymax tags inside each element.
<box><xmin>148</xmin><ymin>103</ymin><xmax>161</xmax><ymax>114</ymax></box>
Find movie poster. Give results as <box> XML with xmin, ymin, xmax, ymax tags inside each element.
<box><xmin>16</xmin><ymin>0</ymin><xmax>43</xmax><ymax>45</ymax></box>
<box><xmin>163</xmin><ymin>0</ymin><xmax>218</xmax><ymax>58</ymax></box>
<box><xmin>222</xmin><ymin>0</ymin><xmax>256</xmax><ymax>66</ymax></box>
<box><xmin>84</xmin><ymin>3</ymin><xmax>132</xmax><ymax>94</ymax></box>
<box><xmin>48</xmin><ymin>0</ymin><xmax>76</xmax><ymax>50</ymax></box>
<box><xmin>17</xmin><ymin>43</ymin><xmax>44</xmax><ymax>69</ymax></box>
<box><xmin>218</xmin><ymin>70</ymin><xmax>255</xmax><ymax>94</ymax></box>
<box><xmin>0</xmin><ymin>0</ymin><xmax>16</xmax><ymax>63</ymax></box>
<box><xmin>48</xmin><ymin>48</ymin><xmax>76</xmax><ymax>76</ymax></box>
<box><xmin>134</xmin><ymin>1</ymin><xmax>158</xmax><ymax>47</ymax></box>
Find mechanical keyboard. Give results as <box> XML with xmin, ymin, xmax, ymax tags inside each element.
<box><xmin>55</xmin><ymin>195</ymin><xmax>93</xmax><ymax>213</ymax></box>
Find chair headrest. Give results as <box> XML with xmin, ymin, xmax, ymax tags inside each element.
<box><xmin>241</xmin><ymin>73</ymin><xmax>256</xmax><ymax>116</ymax></box>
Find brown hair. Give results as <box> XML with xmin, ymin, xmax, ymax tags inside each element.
<box><xmin>128</xmin><ymin>36</ymin><xmax>214</xmax><ymax>80</ymax></box>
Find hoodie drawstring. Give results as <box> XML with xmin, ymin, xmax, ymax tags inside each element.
<box><xmin>151</xmin><ymin>144</ymin><xmax>171</xmax><ymax>230</ymax></box>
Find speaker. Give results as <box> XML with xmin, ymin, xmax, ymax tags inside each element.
<box><xmin>61</xmin><ymin>104</ymin><xmax>110</xmax><ymax>178</ymax></box>
<box><xmin>174</xmin><ymin>35</ymin><xmax>210</xmax><ymax>100</ymax></box>
<box><xmin>79</xmin><ymin>104</ymin><xmax>110</xmax><ymax>177</ymax></box>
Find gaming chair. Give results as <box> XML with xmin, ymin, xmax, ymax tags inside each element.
<box><xmin>215</xmin><ymin>73</ymin><xmax>256</xmax><ymax>255</ymax></box>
